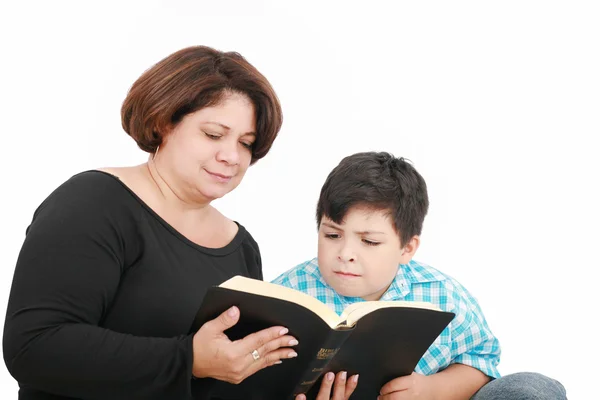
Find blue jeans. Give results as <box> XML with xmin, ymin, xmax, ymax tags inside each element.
<box><xmin>471</xmin><ymin>372</ymin><xmax>567</xmax><ymax>399</ymax></box>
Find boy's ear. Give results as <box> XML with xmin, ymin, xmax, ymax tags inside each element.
<box><xmin>399</xmin><ymin>235</ymin><xmax>420</xmax><ymax>264</ymax></box>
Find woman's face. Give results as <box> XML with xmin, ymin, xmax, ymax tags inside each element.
<box><xmin>158</xmin><ymin>92</ymin><xmax>257</xmax><ymax>203</ymax></box>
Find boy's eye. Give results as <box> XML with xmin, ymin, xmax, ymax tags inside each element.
<box><xmin>363</xmin><ymin>239</ymin><xmax>380</xmax><ymax>246</ymax></box>
<box><xmin>324</xmin><ymin>233</ymin><xmax>340</xmax><ymax>239</ymax></box>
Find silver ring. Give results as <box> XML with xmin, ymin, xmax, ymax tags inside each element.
<box><xmin>251</xmin><ymin>349</ymin><xmax>260</xmax><ymax>361</ymax></box>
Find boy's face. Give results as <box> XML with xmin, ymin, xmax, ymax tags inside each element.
<box><xmin>317</xmin><ymin>207</ymin><xmax>418</xmax><ymax>301</ymax></box>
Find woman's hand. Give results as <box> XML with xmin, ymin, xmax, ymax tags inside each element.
<box><xmin>192</xmin><ymin>306</ymin><xmax>298</xmax><ymax>384</ymax></box>
<box><xmin>295</xmin><ymin>371</ymin><xmax>359</xmax><ymax>400</ymax></box>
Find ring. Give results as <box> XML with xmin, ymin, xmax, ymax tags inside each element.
<box><xmin>251</xmin><ymin>349</ymin><xmax>260</xmax><ymax>361</ymax></box>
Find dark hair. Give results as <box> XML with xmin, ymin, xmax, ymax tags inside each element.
<box><xmin>316</xmin><ymin>152</ymin><xmax>429</xmax><ymax>246</ymax></box>
<box><xmin>121</xmin><ymin>45</ymin><xmax>283</xmax><ymax>164</ymax></box>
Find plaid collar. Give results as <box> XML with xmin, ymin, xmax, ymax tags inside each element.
<box><xmin>302</xmin><ymin>257</ymin><xmax>447</xmax><ymax>302</ymax></box>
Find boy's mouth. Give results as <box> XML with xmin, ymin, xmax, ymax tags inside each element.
<box><xmin>334</xmin><ymin>271</ymin><xmax>361</xmax><ymax>278</ymax></box>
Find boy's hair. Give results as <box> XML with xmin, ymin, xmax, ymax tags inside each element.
<box><xmin>316</xmin><ymin>152</ymin><xmax>429</xmax><ymax>247</ymax></box>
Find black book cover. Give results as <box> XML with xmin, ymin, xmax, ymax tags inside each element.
<box><xmin>190</xmin><ymin>286</ymin><xmax>454</xmax><ymax>399</ymax></box>
<box><xmin>305</xmin><ymin>307</ymin><xmax>454</xmax><ymax>399</ymax></box>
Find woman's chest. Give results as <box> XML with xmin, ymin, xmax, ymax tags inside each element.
<box><xmin>101</xmin><ymin>244</ymin><xmax>253</xmax><ymax>338</ymax></box>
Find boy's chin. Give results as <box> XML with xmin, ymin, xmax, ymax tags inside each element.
<box><xmin>329</xmin><ymin>282</ymin><xmax>366</xmax><ymax>299</ymax></box>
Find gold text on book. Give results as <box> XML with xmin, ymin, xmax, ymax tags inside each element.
<box><xmin>316</xmin><ymin>348</ymin><xmax>339</xmax><ymax>360</ymax></box>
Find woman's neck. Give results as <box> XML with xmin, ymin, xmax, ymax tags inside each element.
<box><xmin>144</xmin><ymin>159</ymin><xmax>213</xmax><ymax>219</ymax></box>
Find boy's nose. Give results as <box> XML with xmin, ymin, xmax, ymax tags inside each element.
<box><xmin>337</xmin><ymin>247</ymin><xmax>356</xmax><ymax>262</ymax></box>
<box><xmin>338</xmin><ymin>255</ymin><xmax>355</xmax><ymax>262</ymax></box>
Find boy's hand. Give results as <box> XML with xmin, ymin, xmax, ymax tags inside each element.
<box><xmin>295</xmin><ymin>371</ymin><xmax>359</xmax><ymax>400</ymax></box>
<box><xmin>378</xmin><ymin>372</ymin><xmax>435</xmax><ymax>400</ymax></box>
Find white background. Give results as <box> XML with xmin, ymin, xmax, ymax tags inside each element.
<box><xmin>1</xmin><ymin>1</ymin><xmax>598</xmax><ymax>398</ymax></box>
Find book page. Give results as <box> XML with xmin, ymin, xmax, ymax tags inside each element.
<box><xmin>340</xmin><ymin>300</ymin><xmax>442</xmax><ymax>327</ymax></box>
<box><xmin>220</xmin><ymin>276</ymin><xmax>342</xmax><ymax>328</ymax></box>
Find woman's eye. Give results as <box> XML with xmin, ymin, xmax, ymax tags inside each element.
<box><xmin>204</xmin><ymin>131</ymin><xmax>221</xmax><ymax>139</ymax></box>
<box><xmin>240</xmin><ymin>142</ymin><xmax>253</xmax><ymax>149</ymax></box>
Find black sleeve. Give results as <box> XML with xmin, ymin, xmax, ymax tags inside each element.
<box><xmin>243</xmin><ymin>231</ymin><xmax>264</xmax><ymax>281</ymax></box>
<box><xmin>2</xmin><ymin>173</ymin><xmax>194</xmax><ymax>399</ymax></box>
<box><xmin>253</xmin><ymin>246</ymin><xmax>264</xmax><ymax>281</ymax></box>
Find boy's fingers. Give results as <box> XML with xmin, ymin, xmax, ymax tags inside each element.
<box><xmin>331</xmin><ymin>371</ymin><xmax>347</xmax><ymax>400</ymax></box>
<box><xmin>380</xmin><ymin>374</ymin><xmax>410</xmax><ymax>395</ymax></box>
<box><xmin>345</xmin><ymin>374</ymin><xmax>359</xmax><ymax>398</ymax></box>
<box><xmin>315</xmin><ymin>372</ymin><xmax>335</xmax><ymax>400</ymax></box>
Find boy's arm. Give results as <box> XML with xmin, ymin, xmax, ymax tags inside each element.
<box><xmin>429</xmin><ymin>364</ymin><xmax>490</xmax><ymax>399</ymax></box>
<box><xmin>446</xmin><ymin>279</ymin><xmax>501</xmax><ymax>380</ymax></box>
<box><xmin>379</xmin><ymin>364</ymin><xmax>490</xmax><ymax>400</ymax></box>
<box><xmin>380</xmin><ymin>277</ymin><xmax>500</xmax><ymax>399</ymax></box>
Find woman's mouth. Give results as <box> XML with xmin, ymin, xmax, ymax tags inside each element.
<box><xmin>205</xmin><ymin>169</ymin><xmax>233</xmax><ymax>183</ymax></box>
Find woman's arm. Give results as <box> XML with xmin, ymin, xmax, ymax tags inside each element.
<box><xmin>3</xmin><ymin>175</ymin><xmax>194</xmax><ymax>399</ymax></box>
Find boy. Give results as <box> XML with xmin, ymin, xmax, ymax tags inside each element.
<box><xmin>272</xmin><ymin>152</ymin><xmax>566</xmax><ymax>399</ymax></box>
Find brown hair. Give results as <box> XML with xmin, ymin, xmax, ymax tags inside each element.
<box><xmin>316</xmin><ymin>152</ymin><xmax>429</xmax><ymax>247</ymax></box>
<box><xmin>121</xmin><ymin>45</ymin><xmax>283</xmax><ymax>163</ymax></box>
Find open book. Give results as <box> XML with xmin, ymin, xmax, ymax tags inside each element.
<box><xmin>190</xmin><ymin>276</ymin><xmax>455</xmax><ymax>399</ymax></box>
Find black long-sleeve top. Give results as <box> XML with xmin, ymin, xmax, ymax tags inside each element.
<box><xmin>3</xmin><ymin>170</ymin><xmax>264</xmax><ymax>399</ymax></box>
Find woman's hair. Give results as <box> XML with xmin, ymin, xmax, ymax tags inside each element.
<box><xmin>121</xmin><ymin>45</ymin><xmax>283</xmax><ymax>163</ymax></box>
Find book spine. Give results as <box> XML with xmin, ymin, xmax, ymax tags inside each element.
<box><xmin>289</xmin><ymin>330</ymin><xmax>351</xmax><ymax>399</ymax></box>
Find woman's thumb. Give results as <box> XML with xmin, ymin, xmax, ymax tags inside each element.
<box><xmin>209</xmin><ymin>306</ymin><xmax>240</xmax><ymax>333</ymax></box>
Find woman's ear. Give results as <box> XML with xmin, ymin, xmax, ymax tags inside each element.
<box><xmin>154</xmin><ymin>124</ymin><xmax>170</xmax><ymax>139</ymax></box>
<box><xmin>399</xmin><ymin>235</ymin><xmax>420</xmax><ymax>264</ymax></box>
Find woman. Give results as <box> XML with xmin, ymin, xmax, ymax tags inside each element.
<box><xmin>2</xmin><ymin>46</ymin><xmax>355</xmax><ymax>400</ymax></box>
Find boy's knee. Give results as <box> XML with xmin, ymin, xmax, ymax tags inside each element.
<box><xmin>472</xmin><ymin>372</ymin><xmax>567</xmax><ymax>400</ymax></box>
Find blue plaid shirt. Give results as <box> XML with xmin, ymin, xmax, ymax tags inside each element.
<box><xmin>271</xmin><ymin>258</ymin><xmax>501</xmax><ymax>378</ymax></box>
